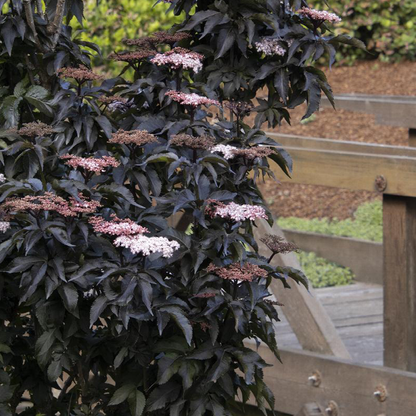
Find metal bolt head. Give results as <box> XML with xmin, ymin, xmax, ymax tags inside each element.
<box><xmin>325</xmin><ymin>401</ymin><xmax>339</xmax><ymax>416</ymax></box>
<box><xmin>308</xmin><ymin>370</ymin><xmax>322</xmax><ymax>387</ymax></box>
<box><xmin>374</xmin><ymin>385</ymin><xmax>388</xmax><ymax>402</ymax></box>
<box><xmin>374</xmin><ymin>175</ymin><xmax>387</xmax><ymax>193</ymax></box>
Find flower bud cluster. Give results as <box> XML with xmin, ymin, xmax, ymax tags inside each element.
<box><xmin>1</xmin><ymin>193</ymin><xmax>101</xmax><ymax>217</ymax></box>
<box><xmin>109</xmin><ymin>129</ymin><xmax>158</xmax><ymax>146</ymax></box>
<box><xmin>170</xmin><ymin>133</ymin><xmax>215</xmax><ymax>150</ymax></box>
<box><xmin>10</xmin><ymin>122</ymin><xmax>54</xmax><ymax>138</ymax></box>
<box><xmin>58</xmin><ymin>65</ymin><xmax>103</xmax><ymax>82</ymax></box>
<box><xmin>207</xmin><ymin>263</ymin><xmax>268</xmax><ymax>282</ymax></box>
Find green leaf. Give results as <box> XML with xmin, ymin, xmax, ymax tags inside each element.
<box><xmin>128</xmin><ymin>390</ymin><xmax>146</xmax><ymax>416</ymax></box>
<box><xmin>108</xmin><ymin>384</ymin><xmax>136</xmax><ymax>406</ymax></box>
<box><xmin>1</xmin><ymin>96</ymin><xmax>21</xmax><ymax>128</ymax></box>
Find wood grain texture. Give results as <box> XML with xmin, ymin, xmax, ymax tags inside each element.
<box><xmin>321</xmin><ymin>94</ymin><xmax>416</xmax><ymax>129</ymax></box>
<box><xmin>383</xmin><ymin>195</ymin><xmax>416</xmax><ymax>371</ymax></box>
<box><xmin>254</xmin><ymin>219</ymin><xmax>351</xmax><ymax>359</ymax></box>
<box><xmin>282</xmin><ymin>229</ymin><xmax>383</xmax><ymax>285</ymax></box>
<box><xmin>295</xmin><ymin>403</ymin><xmax>325</xmax><ymax>416</ymax></box>
<box><xmin>257</xmin><ymin>346</ymin><xmax>416</xmax><ymax>416</ymax></box>
<box><xmin>267</xmin><ymin>142</ymin><xmax>416</xmax><ymax>197</ymax></box>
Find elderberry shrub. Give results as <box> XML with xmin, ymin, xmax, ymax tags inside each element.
<box><xmin>0</xmin><ymin>0</ymin><xmax>359</xmax><ymax>414</ymax></box>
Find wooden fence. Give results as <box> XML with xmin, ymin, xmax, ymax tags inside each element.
<box><xmin>251</xmin><ymin>93</ymin><xmax>416</xmax><ymax>415</ymax></box>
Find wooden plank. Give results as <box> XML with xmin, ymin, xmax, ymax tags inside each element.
<box><xmin>283</xmin><ymin>229</ymin><xmax>383</xmax><ymax>285</ymax></box>
<box><xmin>296</xmin><ymin>403</ymin><xmax>325</xmax><ymax>416</ymax></box>
<box><xmin>383</xmin><ymin>194</ymin><xmax>416</xmax><ymax>371</ymax></box>
<box><xmin>257</xmin><ymin>346</ymin><xmax>416</xmax><ymax>416</ymax></box>
<box><xmin>321</xmin><ymin>94</ymin><xmax>416</xmax><ymax>129</ymax></box>
<box><xmin>254</xmin><ymin>219</ymin><xmax>351</xmax><ymax>359</ymax></box>
<box><xmin>269</xmin><ymin>132</ymin><xmax>416</xmax><ymax>157</ymax></box>
<box><xmin>267</xmin><ymin>144</ymin><xmax>416</xmax><ymax>197</ymax></box>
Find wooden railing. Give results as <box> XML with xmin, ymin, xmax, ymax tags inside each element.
<box><xmin>253</xmin><ymin>94</ymin><xmax>416</xmax><ymax>415</ymax></box>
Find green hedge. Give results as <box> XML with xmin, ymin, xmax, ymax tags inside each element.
<box><xmin>277</xmin><ymin>201</ymin><xmax>382</xmax><ymax>242</ymax></box>
<box><xmin>297</xmin><ymin>251</ymin><xmax>354</xmax><ymax>288</ymax></box>
<box><xmin>81</xmin><ymin>0</ymin><xmax>181</xmax><ymax>65</ymax></box>
<box><xmin>314</xmin><ymin>0</ymin><xmax>416</xmax><ymax>62</ymax></box>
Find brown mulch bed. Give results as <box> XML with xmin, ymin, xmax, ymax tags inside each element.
<box><xmin>258</xmin><ymin>60</ymin><xmax>416</xmax><ymax>220</ymax></box>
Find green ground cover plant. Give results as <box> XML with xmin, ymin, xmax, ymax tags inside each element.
<box><xmin>297</xmin><ymin>251</ymin><xmax>353</xmax><ymax>288</ymax></box>
<box><xmin>277</xmin><ymin>201</ymin><xmax>383</xmax><ymax>242</ymax></box>
<box><xmin>0</xmin><ymin>0</ymin><xmax>356</xmax><ymax>414</ymax></box>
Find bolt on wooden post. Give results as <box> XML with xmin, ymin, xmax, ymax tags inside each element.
<box><xmin>383</xmin><ymin>129</ymin><xmax>416</xmax><ymax>371</ymax></box>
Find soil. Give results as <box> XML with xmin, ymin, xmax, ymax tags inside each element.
<box><xmin>258</xmin><ymin>60</ymin><xmax>416</xmax><ymax>220</ymax></box>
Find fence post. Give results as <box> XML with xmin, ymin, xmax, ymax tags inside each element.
<box><xmin>383</xmin><ymin>130</ymin><xmax>416</xmax><ymax>371</ymax></box>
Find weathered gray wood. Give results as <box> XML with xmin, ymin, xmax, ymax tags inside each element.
<box><xmin>383</xmin><ymin>195</ymin><xmax>416</xmax><ymax>371</ymax></box>
<box><xmin>282</xmin><ymin>229</ymin><xmax>383</xmax><ymax>285</ymax></box>
<box><xmin>265</xmin><ymin>138</ymin><xmax>416</xmax><ymax>197</ymax></box>
<box><xmin>268</xmin><ymin>132</ymin><xmax>416</xmax><ymax>157</ymax></box>
<box><xmin>296</xmin><ymin>403</ymin><xmax>325</xmax><ymax>416</ymax></box>
<box><xmin>254</xmin><ymin>219</ymin><xmax>351</xmax><ymax>359</ymax></box>
<box><xmin>257</xmin><ymin>346</ymin><xmax>416</xmax><ymax>416</ymax></box>
<box><xmin>321</xmin><ymin>93</ymin><xmax>416</xmax><ymax>129</ymax></box>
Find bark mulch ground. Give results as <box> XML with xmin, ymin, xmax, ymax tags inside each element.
<box><xmin>258</xmin><ymin>60</ymin><xmax>416</xmax><ymax>220</ymax></box>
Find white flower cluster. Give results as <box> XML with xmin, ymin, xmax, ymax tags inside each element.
<box><xmin>214</xmin><ymin>202</ymin><xmax>268</xmax><ymax>222</ymax></box>
<box><xmin>114</xmin><ymin>235</ymin><xmax>180</xmax><ymax>258</ymax></box>
<box><xmin>0</xmin><ymin>221</ymin><xmax>11</xmax><ymax>233</ymax></box>
<box><xmin>0</xmin><ymin>174</ymin><xmax>5</xmax><ymax>183</ymax></box>
<box><xmin>211</xmin><ymin>144</ymin><xmax>238</xmax><ymax>160</ymax></box>
<box><xmin>298</xmin><ymin>7</ymin><xmax>342</xmax><ymax>23</ymax></box>
<box><xmin>151</xmin><ymin>48</ymin><xmax>204</xmax><ymax>73</ymax></box>
<box><xmin>255</xmin><ymin>38</ymin><xmax>286</xmax><ymax>57</ymax></box>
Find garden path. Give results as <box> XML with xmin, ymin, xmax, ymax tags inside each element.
<box><xmin>275</xmin><ymin>282</ymin><xmax>384</xmax><ymax>366</ymax></box>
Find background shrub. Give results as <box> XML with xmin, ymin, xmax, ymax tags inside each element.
<box><xmin>297</xmin><ymin>251</ymin><xmax>354</xmax><ymax>288</ymax></box>
<box><xmin>314</xmin><ymin>0</ymin><xmax>416</xmax><ymax>62</ymax></box>
<box><xmin>277</xmin><ymin>201</ymin><xmax>383</xmax><ymax>242</ymax></box>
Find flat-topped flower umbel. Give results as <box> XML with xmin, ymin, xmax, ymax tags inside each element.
<box><xmin>255</xmin><ymin>38</ymin><xmax>286</xmax><ymax>56</ymax></box>
<box><xmin>151</xmin><ymin>47</ymin><xmax>204</xmax><ymax>73</ymax></box>
<box><xmin>165</xmin><ymin>91</ymin><xmax>221</xmax><ymax>107</ymax></box>
<box><xmin>60</xmin><ymin>155</ymin><xmax>120</xmax><ymax>173</ymax></box>
<box><xmin>114</xmin><ymin>235</ymin><xmax>180</xmax><ymax>258</ymax></box>
<box><xmin>1</xmin><ymin>193</ymin><xmax>101</xmax><ymax>217</ymax></box>
<box><xmin>206</xmin><ymin>200</ymin><xmax>268</xmax><ymax>222</ymax></box>
<box><xmin>298</xmin><ymin>7</ymin><xmax>342</xmax><ymax>23</ymax></box>
<box><xmin>89</xmin><ymin>215</ymin><xmax>149</xmax><ymax>236</ymax></box>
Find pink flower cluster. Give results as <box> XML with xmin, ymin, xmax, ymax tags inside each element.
<box><xmin>114</xmin><ymin>235</ymin><xmax>180</xmax><ymax>258</ymax></box>
<box><xmin>60</xmin><ymin>155</ymin><xmax>120</xmax><ymax>173</ymax></box>
<box><xmin>298</xmin><ymin>7</ymin><xmax>342</xmax><ymax>23</ymax></box>
<box><xmin>165</xmin><ymin>91</ymin><xmax>221</xmax><ymax>108</ymax></box>
<box><xmin>206</xmin><ymin>200</ymin><xmax>268</xmax><ymax>222</ymax></box>
<box><xmin>151</xmin><ymin>47</ymin><xmax>204</xmax><ymax>73</ymax></box>
<box><xmin>255</xmin><ymin>38</ymin><xmax>286</xmax><ymax>56</ymax></box>
<box><xmin>207</xmin><ymin>263</ymin><xmax>268</xmax><ymax>282</ymax></box>
<box><xmin>1</xmin><ymin>193</ymin><xmax>101</xmax><ymax>217</ymax></box>
<box><xmin>89</xmin><ymin>215</ymin><xmax>149</xmax><ymax>236</ymax></box>
<box><xmin>0</xmin><ymin>221</ymin><xmax>10</xmax><ymax>233</ymax></box>
<box><xmin>90</xmin><ymin>214</ymin><xmax>179</xmax><ymax>258</ymax></box>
